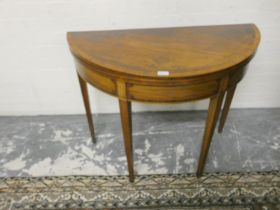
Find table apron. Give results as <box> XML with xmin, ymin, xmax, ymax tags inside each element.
<box><xmin>126</xmin><ymin>81</ymin><xmax>219</xmax><ymax>102</ymax></box>
<box><xmin>75</xmin><ymin>59</ymin><xmax>247</xmax><ymax>103</ymax></box>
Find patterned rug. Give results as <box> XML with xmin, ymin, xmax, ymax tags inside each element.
<box><xmin>0</xmin><ymin>171</ymin><xmax>279</xmax><ymax>210</ymax></box>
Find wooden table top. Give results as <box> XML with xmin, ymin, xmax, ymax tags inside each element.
<box><xmin>67</xmin><ymin>24</ymin><xmax>260</xmax><ymax>79</ymax></box>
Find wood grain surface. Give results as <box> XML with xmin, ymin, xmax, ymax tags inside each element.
<box><xmin>68</xmin><ymin>24</ymin><xmax>260</xmax><ymax>79</ymax></box>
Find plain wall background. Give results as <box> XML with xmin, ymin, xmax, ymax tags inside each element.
<box><xmin>0</xmin><ymin>0</ymin><xmax>280</xmax><ymax>115</ymax></box>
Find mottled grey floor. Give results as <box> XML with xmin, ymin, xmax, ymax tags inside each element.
<box><xmin>0</xmin><ymin>109</ymin><xmax>279</xmax><ymax>177</ymax></box>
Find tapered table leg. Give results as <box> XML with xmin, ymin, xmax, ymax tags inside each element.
<box><xmin>218</xmin><ymin>85</ymin><xmax>237</xmax><ymax>133</ymax></box>
<box><xmin>78</xmin><ymin>74</ymin><xmax>96</xmax><ymax>143</ymax></box>
<box><xmin>119</xmin><ymin>99</ymin><xmax>134</xmax><ymax>182</ymax></box>
<box><xmin>197</xmin><ymin>93</ymin><xmax>225</xmax><ymax>177</ymax></box>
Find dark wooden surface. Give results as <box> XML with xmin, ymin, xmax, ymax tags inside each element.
<box><xmin>67</xmin><ymin>24</ymin><xmax>260</xmax><ymax>181</ymax></box>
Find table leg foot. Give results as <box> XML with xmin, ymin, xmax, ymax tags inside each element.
<box><xmin>78</xmin><ymin>74</ymin><xmax>96</xmax><ymax>144</ymax></box>
<box><xmin>218</xmin><ymin>85</ymin><xmax>237</xmax><ymax>133</ymax></box>
<box><xmin>119</xmin><ymin>99</ymin><xmax>134</xmax><ymax>182</ymax></box>
<box><xmin>196</xmin><ymin>171</ymin><xmax>202</xmax><ymax>178</ymax></box>
<box><xmin>197</xmin><ymin>93</ymin><xmax>224</xmax><ymax>177</ymax></box>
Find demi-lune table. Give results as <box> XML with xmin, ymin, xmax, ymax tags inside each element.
<box><xmin>67</xmin><ymin>24</ymin><xmax>260</xmax><ymax>182</ymax></box>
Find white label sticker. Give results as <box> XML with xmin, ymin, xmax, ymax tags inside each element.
<box><xmin>157</xmin><ymin>70</ymin><xmax>169</xmax><ymax>76</ymax></box>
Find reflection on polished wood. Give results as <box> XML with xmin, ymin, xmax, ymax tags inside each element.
<box><xmin>67</xmin><ymin>24</ymin><xmax>260</xmax><ymax>181</ymax></box>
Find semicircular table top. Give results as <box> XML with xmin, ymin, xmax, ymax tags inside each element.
<box><xmin>67</xmin><ymin>24</ymin><xmax>260</xmax><ymax>79</ymax></box>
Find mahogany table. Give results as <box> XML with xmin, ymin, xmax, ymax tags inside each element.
<box><xmin>67</xmin><ymin>24</ymin><xmax>260</xmax><ymax>182</ymax></box>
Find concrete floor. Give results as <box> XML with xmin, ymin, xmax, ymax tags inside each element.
<box><xmin>0</xmin><ymin>108</ymin><xmax>279</xmax><ymax>177</ymax></box>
